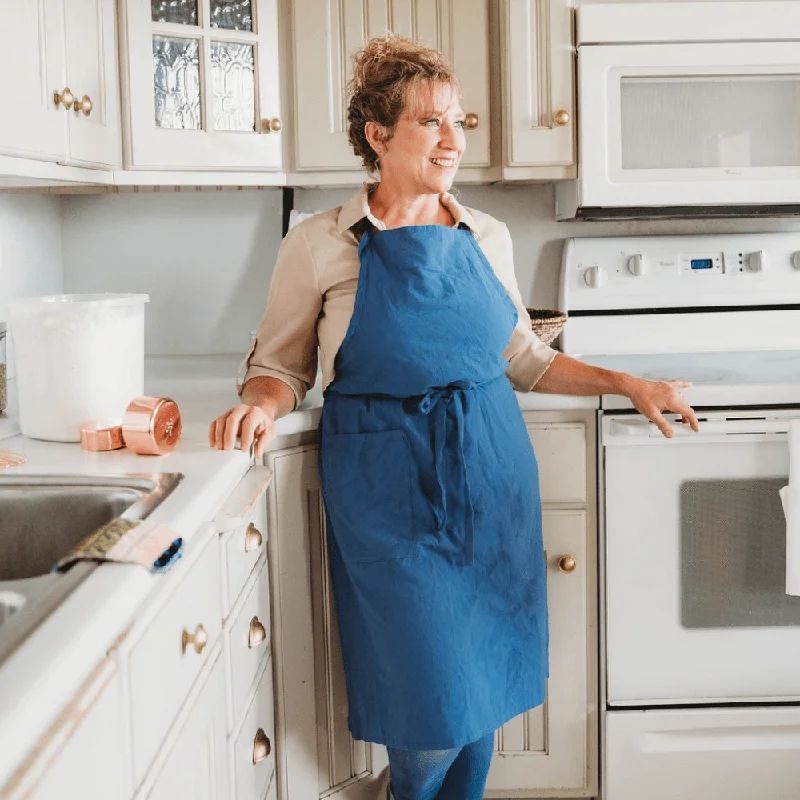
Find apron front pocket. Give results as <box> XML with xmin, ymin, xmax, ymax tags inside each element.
<box><xmin>321</xmin><ymin>428</ymin><xmax>418</xmax><ymax>564</ymax></box>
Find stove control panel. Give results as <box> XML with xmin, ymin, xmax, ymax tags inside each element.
<box><xmin>561</xmin><ymin>233</ymin><xmax>800</xmax><ymax>311</ymax></box>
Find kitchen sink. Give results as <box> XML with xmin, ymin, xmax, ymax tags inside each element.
<box><xmin>0</xmin><ymin>473</ymin><xmax>183</xmax><ymax>668</ymax></box>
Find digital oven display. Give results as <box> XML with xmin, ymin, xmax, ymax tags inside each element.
<box><xmin>690</xmin><ymin>258</ymin><xmax>713</xmax><ymax>270</ymax></box>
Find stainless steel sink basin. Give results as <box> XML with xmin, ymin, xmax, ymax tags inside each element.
<box><xmin>0</xmin><ymin>473</ymin><xmax>183</xmax><ymax>667</ymax></box>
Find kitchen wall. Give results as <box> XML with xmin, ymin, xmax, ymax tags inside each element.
<box><xmin>58</xmin><ymin>183</ymin><xmax>800</xmax><ymax>358</ymax></box>
<box><xmin>0</xmin><ymin>194</ymin><xmax>63</xmax><ymax>377</ymax></box>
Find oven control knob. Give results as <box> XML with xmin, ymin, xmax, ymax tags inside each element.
<box><xmin>627</xmin><ymin>254</ymin><xmax>648</xmax><ymax>276</ymax></box>
<box><xmin>747</xmin><ymin>251</ymin><xmax>768</xmax><ymax>272</ymax></box>
<box><xmin>584</xmin><ymin>266</ymin><xmax>608</xmax><ymax>288</ymax></box>
<box><xmin>792</xmin><ymin>252</ymin><xmax>800</xmax><ymax>270</ymax></box>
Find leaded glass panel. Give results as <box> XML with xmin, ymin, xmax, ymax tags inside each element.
<box><xmin>210</xmin><ymin>0</ymin><xmax>253</xmax><ymax>31</ymax></box>
<box><xmin>151</xmin><ymin>0</ymin><xmax>198</xmax><ymax>25</ymax></box>
<box><xmin>211</xmin><ymin>42</ymin><xmax>255</xmax><ymax>131</ymax></box>
<box><xmin>153</xmin><ymin>36</ymin><xmax>201</xmax><ymax>130</ymax></box>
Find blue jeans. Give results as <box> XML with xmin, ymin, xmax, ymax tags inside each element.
<box><xmin>387</xmin><ymin>732</ymin><xmax>495</xmax><ymax>800</ymax></box>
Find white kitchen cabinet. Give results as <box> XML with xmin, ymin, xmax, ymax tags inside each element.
<box><xmin>146</xmin><ymin>647</ymin><xmax>229</xmax><ymax>800</ymax></box>
<box><xmin>120</xmin><ymin>0</ymin><xmax>283</xmax><ymax>171</ymax></box>
<box><xmin>0</xmin><ymin>0</ymin><xmax>120</xmax><ymax>168</ymax></box>
<box><xmin>485</xmin><ymin>413</ymin><xmax>597</xmax><ymax>798</ymax></box>
<box><xmin>266</xmin><ymin>444</ymin><xmax>389</xmax><ymax>800</ymax></box>
<box><xmin>500</xmin><ymin>0</ymin><xmax>575</xmax><ymax>179</ymax></box>
<box><xmin>1</xmin><ymin>661</ymin><xmax>124</xmax><ymax>800</ymax></box>
<box><xmin>290</xmin><ymin>0</ymin><xmax>491</xmax><ymax>175</ymax></box>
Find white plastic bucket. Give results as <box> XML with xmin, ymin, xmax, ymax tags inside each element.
<box><xmin>9</xmin><ymin>294</ymin><xmax>149</xmax><ymax>442</ymax></box>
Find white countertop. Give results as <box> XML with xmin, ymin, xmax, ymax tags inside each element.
<box><xmin>0</xmin><ymin>354</ymin><xmax>595</xmax><ymax>787</ymax></box>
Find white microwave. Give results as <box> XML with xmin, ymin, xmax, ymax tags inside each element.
<box><xmin>556</xmin><ymin>1</ymin><xmax>800</xmax><ymax>219</ymax></box>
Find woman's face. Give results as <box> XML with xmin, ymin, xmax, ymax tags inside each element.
<box><xmin>376</xmin><ymin>81</ymin><xmax>466</xmax><ymax>195</ymax></box>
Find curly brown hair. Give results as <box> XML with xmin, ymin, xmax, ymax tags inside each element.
<box><xmin>347</xmin><ymin>35</ymin><xmax>461</xmax><ymax>174</ymax></box>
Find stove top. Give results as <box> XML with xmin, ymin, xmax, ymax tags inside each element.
<box><xmin>580</xmin><ymin>349</ymin><xmax>800</xmax><ymax>409</ymax></box>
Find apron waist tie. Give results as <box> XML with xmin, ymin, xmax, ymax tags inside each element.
<box><xmin>404</xmin><ymin>380</ymin><xmax>477</xmax><ymax>567</ymax></box>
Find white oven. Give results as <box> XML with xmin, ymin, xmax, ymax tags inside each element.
<box><xmin>605</xmin><ymin>410</ymin><xmax>800</xmax><ymax>706</ymax></box>
<box><xmin>558</xmin><ymin>2</ymin><xmax>800</xmax><ymax>218</ymax></box>
<box><xmin>560</xmin><ymin>232</ymin><xmax>800</xmax><ymax>800</ymax></box>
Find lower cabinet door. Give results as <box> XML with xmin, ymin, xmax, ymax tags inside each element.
<box><xmin>147</xmin><ymin>650</ymin><xmax>229</xmax><ymax>800</ymax></box>
<box><xmin>485</xmin><ymin>509</ymin><xmax>591</xmax><ymax>796</ymax></box>
<box><xmin>7</xmin><ymin>664</ymin><xmax>124</xmax><ymax>800</ymax></box>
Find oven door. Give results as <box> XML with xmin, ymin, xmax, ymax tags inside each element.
<box><xmin>604</xmin><ymin>410</ymin><xmax>800</xmax><ymax>706</ymax></box>
<box><xmin>579</xmin><ymin>42</ymin><xmax>800</xmax><ymax>209</ymax></box>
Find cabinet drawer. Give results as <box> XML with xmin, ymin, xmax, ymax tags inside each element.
<box><xmin>216</xmin><ymin>467</ymin><xmax>272</xmax><ymax>616</ymax></box>
<box><xmin>606</xmin><ymin>707</ymin><xmax>800</xmax><ymax>800</ymax></box>
<box><xmin>526</xmin><ymin>422</ymin><xmax>587</xmax><ymax>504</ymax></box>
<box><xmin>232</xmin><ymin>657</ymin><xmax>275</xmax><ymax>800</ymax></box>
<box><xmin>129</xmin><ymin>537</ymin><xmax>222</xmax><ymax>785</ymax></box>
<box><xmin>226</xmin><ymin>557</ymin><xmax>271</xmax><ymax>732</ymax></box>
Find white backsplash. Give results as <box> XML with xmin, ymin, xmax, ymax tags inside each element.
<box><xmin>5</xmin><ymin>183</ymin><xmax>800</xmax><ymax>360</ymax></box>
<box><xmin>0</xmin><ymin>194</ymin><xmax>63</xmax><ymax>378</ymax></box>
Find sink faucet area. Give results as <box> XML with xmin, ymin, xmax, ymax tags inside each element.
<box><xmin>0</xmin><ymin>473</ymin><xmax>183</xmax><ymax>668</ymax></box>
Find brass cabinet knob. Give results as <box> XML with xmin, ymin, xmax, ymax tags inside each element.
<box><xmin>253</xmin><ymin>728</ymin><xmax>271</xmax><ymax>763</ymax></box>
<box><xmin>463</xmin><ymin>112</ymin><xmax>479</xmax><ymax>130</ymax></box>
<box><xmin>553</xmin><ymin>109</ymin><xmax>571</xmax><ymax>126</ymax></box>
<box><xmin>557</xmin><ymin>555</ymin><xmax>577</xmax><ymax>574</ymax></box>
<box><xmin>244</xmin><ymin>522</ymin><xmax>263</xmax><ymax>553</ymax></box>
<box><xmin>54</xmin><ymin>87</ymin><xmax>74</xmax><ymax>110</ymax></box>
<box><xmin>74</xmin><ymin>94</ymin><xmax>93</xmax><ymax>117</ymax></box>
<box><xmin>248</xmin><ymin>616</ymin><xmax>266</xmax><ymax>648</ymax></box>
<box><xmin>181</xmin><ymin>623</ymin><xmax>208</xmax><ymax>654</ymax></box>
<box><xmin>263</xmin><ymin>117</ymin><xmax>282</xmax><ymax>133</ymax></box>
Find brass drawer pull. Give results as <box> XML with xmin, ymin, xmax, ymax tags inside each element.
<box><xmin>263</xmin><ymin>117</ymin><xmax>282</xmax><ymax>133</ymax></box>
<box><xmin>74</xmin><ymin>94</ymin><xmax>93</xmax><ymax>116</ymax></box>
<box><xmin>253</xmin><ymin>728</ymin><xmax>271</xmax><ymax>763</ymax></box>
<box><xmin>54</xmin><ymin>87</ymin><xmax>74</xmax><ymax>110</ymax></box>
<box><xmin>181</xmin><ymin>623</ymin><xmax>208</xmax><ymax>654</ymax></box>
<box><xmin>557</xmin><ymin>555</ymin><xmax>577</xmax><ymax>574</ymax></box>
<box><xmin>248</xmin><ymin>616</ymin><xmax>267</xmax><ymax>648</ymax></box>
<box><xmin>553</xmin><ymin>108</ymin><xmax>570</xmax><ymax>126</ymax></box>
<box><xmin>244</xmin><ymin>522</ymin><xmax>263</xmax><ymax>553</ymax></box>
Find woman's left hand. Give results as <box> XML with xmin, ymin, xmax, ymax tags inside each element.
<box><xmin>623</xmin><ymin>377</ymin><xmax>700</xmax><ymax>438</ymax></box>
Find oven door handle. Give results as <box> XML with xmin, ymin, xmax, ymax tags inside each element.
<box><xmin>609</xmin><ymin>418</ymin><xmax>793</xmax><ymax>438</ymax></box>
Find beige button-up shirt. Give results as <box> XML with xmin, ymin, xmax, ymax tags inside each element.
<box><xmin>240</xmin><ymin>187</ymin><xmax>557</xmax><ymax>410</ymax></box>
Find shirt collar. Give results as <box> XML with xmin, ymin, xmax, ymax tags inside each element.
<box><xmin>336</xmin><ymin>185</ymin><xmax>481</xmax><ymax>240</ymax></box>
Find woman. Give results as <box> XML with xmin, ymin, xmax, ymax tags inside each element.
<box><xmin>210</xmin><ymin>36</ymin><xmax>698</xmax><ymax>800</ymax></box>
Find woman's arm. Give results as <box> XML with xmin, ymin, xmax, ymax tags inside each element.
<box><xmin>210</xmin><ymin>223</ymin><xmax>322</xmax><ymax>457</ymax></box>
<box><xmin>535</xmin><ymin>353</ymin><xmax>700</xmax><ymax>438</ymax></box>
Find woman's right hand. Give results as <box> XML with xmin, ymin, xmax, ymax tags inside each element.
<box><xmin>208</xmin><ymin>404</ymin><xmax>276</xmax><ymax>459</ymax></box>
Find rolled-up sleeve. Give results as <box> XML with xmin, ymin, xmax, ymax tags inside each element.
<box><xmin>238</xmin><ymin>224</ymin><xmax>322</xmax><ymax>410</ymax></box>
<box><xmin>493</xmin><ymin>224</ymin><xmax>558</xmax><ymax>391</ymax></box>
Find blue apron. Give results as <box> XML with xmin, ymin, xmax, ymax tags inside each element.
<box><xmin>319</xmin><ymin>223</ymin><xmax>548</xmax><ymax>751</ymax></box>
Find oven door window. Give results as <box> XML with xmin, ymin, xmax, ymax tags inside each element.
<box><xmin>682</xmin><ymin>478</ymin><xmax>800</xmax><ymax>628</ymax></box>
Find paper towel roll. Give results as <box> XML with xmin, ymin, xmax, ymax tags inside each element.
<box><xmin>784</xmin><ymin>420</ymin><xmax>800</xmax><ymax>596</ymax></box>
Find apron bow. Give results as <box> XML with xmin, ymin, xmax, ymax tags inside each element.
<box><xmin>404</xmin><ymin>381</ymin><xmax>477</xmax><ymax>566</ymax></box>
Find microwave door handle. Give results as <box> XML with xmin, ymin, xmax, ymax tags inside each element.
<box><xmin>785</xmin><ymin>423</ymin><xmax>800</xmax><ymax>596</ymax></box>
<box><xmin>608</xmin><ymin>418</ymin><xmax>792</xmax><ymax>438</ymax></box>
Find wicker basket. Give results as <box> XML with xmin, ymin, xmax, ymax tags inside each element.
<box><xmin>526</xmin><ymin>308</ymin><xmax>567</xmax><ymax>346</ymax></box>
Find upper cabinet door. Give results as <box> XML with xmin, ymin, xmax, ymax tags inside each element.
<box><xmin>121</xmin><ymin>0</ymin><xmax>283</xmax><ymax>170</ymax></box>
<box><xmin>502</xmin><ymin>0</ymin><xmax>574</xmax><ymax>168</ymax></box>
<box><xmin>292</xmin><ymin>0</ymin><xmax>490</xmax><ymax>172</ymax></box>
<box><xmin>63</xmin><ymin>0</ymin><xmax>122</xmax><ymax>168</ymax></box>
<box><xmin>0</xmin><ymin>0</ymin><xmax>67</xmax><ymax>162</ymax></box>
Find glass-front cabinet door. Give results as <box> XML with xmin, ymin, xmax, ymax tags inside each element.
<box><xmin>121</xmin><ymin>0</ymin><xmax>282</xmax><ymax>171</ymax></box>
